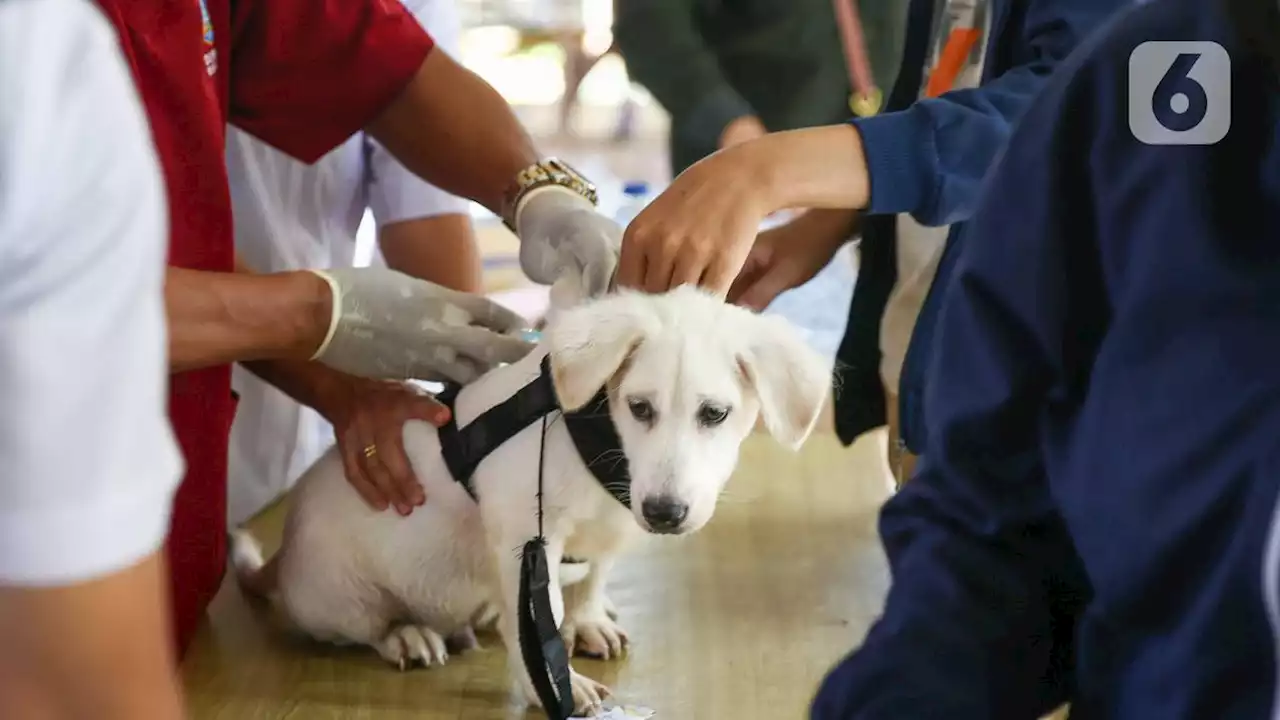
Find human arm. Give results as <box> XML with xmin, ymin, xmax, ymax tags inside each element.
<box><xmin>618</xmin><ymin>0</ymin><xmax>1125</xmax><ymax>294</ymax></box>
<box><xmin>367</xmin><ymin>0</ymin><xmax>482</xmax><ymax>294</ymax></box>
<box><xmin>228</xmin><ymin>254</ymin><xmax>457</xmax><ymax>515</ymax></box>
<box><xmin>613</xmin><ymin>0</ymin><xmax>760</xmax><ymax>152</ymax></box>
<box><xmin>379</xmin><ymin>215</ymin><xmax>483</xmax><ymax>293</ymax></box>
<box><xmin>165</xmin><ymin>266</ymin><xmax>331</xmax><ymax>372</ymax></box>
<box><xmin>364</xmin><ymin>50</ymin><xmax>621</xmax><ymax>295</ymax></box>
<box><xmin>242</xmin><ymin>353</ymin><xmax>447</xmax><ymax>514</ymax></box>
<box><xmin>229</xmin><ymin>0</ymin><xmax>617</xmax><ymax>296</ymax></box>
<box><xmin>0</xmin><ymin>1</ymin><xmax>185</xmax><ymax>715</ymax></box>
<box><xmin>808</xmin><ymin>38</ymin><xmax>1109</xmax><ymax>717</ymax></box>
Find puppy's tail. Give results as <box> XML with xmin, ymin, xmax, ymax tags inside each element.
<box><xmin>229</xmin><ymin>529</ymin><xmax>279</xmax><ymax>601</ymax></box>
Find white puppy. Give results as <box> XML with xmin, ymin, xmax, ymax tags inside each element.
<box><xmin>232</xmin><ymin>285</ymin><xmax>830</xmax><ymax>716</ymax></box>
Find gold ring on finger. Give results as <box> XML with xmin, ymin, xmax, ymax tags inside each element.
<box><xmin>363</xmin><ymin>444</ymin><xmax>378</xmax><ymax>459</ymax></box>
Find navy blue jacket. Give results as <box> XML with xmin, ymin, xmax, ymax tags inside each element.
<box><xmin>813</xmin><ymin>0</ymin><xmax>1280</xmax><ymax>716</ymax></box>
<box><xmin>833</xmin><ymin>0</ymin><xmax>1127</xmax><ymax>453</ymax></box>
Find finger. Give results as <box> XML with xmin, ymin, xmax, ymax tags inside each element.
<box><xmin>375</xmin><ymin>421</ymin><xmax>425</xmax><ymax>508</ymax></box>
<box><xmin>702</xmin><ymin>257</ymin><xmax>742</xmax><ymax>300</ymax></box>
<box><xmin>669</xmin><ymin>249</ymin><xmax>706</xmax><ymax>291</ymax></box>
<box><xmin>616</xmin><ymin>226</ymin><xmax>646</xmax><ymax>290</ymax></box>
<box><xmin>583</xmin><ymin>255</ymin><xmax>617</xmax><ymax>298</ymax></box>
<box><xmin>339</xmin><ymin>429</ymin><xmax>387</xmax><ymax>511</ymax></box>
<box><xmin>449</xmin><ymin>292</ymin><xmax>531</xmax><ymax>334</ymax></box>
<box><xmin>726</xmin><ymin>257</ymin><xmax>766</xmax><ymax>305</ymax></box>
<box><xmin>426</xmin><ymin>353</ymin><xmax>486</xmax><ymax>384</ymax></box>
<box><xmin>445</xmin><ymin>327</ymin><xmax>535</xmax><ymax>367</ymax></box>
<box><xmin>357</xmin><ymin>420</ymin><xmax>412</xmax><ymax>514</ymax></box>
<box><xmin>734</xmin><ymin>266</ymin><xmax>796</xmax><ymax>312</ymax></box>
<box><xmin>403</xmin><ymin>393</ymin><xmax>451</xmax><ymax>427</ymax></box>
<box><xmin>642</xmin><ymin>237</ymin><xmax>681</xmax><ymax>294</ymax></box>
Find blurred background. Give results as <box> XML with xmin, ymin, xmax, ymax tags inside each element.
<box><xmin>355</xmin><ymin>0</ymin><xmax>857</xmax><ymax>359</ymax></box>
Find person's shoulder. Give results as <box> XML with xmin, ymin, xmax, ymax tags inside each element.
<box><xmin>1013</xmin><ymin>0</ymin><xmax>1239</xmax><ymax>147</ymax></box>
<box><xmin>0</xmin><ymin>0</ymin><xmax>119</xmax><ymax>53</ymax></box>
<box><xmin>0</xmin><ymin>0</ymin><xmax>159</xmax><ymax>271</ymax></box>
<box><xmin>0</xmin><ymin>0</ymin><xmax>126</xmax><ymax>124</ymax></box>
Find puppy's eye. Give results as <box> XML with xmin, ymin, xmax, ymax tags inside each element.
<box><xmin>627</xmin><ymin>398</ymin><xmax>656</xmax><ymax>424</ymax></box>
<box><xmin>697</xmin><ymin>403</ymin><xmax>731</xmax><ymax>428</ymax></box>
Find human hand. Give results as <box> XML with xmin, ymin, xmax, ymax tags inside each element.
<box><xmin>728</xmin><ymin>209</ymin><xmax>858</xmax><ymax>310</ymax></box>
<box><xmin>318</xmin><ymin>377</ymin><xmax>448</xmax><ymax>515</ymax></box>
<box><xmin>515</xmin><ymin>185</ymin><xmax>621</xmax><ymax>298</ymax></box>
<box><xmin>718</xmin><ymin>114</ymin><xmax>768</xmax><ymax>149</ymax></box>
<box><xmin>616</xmin><ymin>142</ymin><xmax>776</xmax><ymax>295</ymax></box>
<box><xmin>308</xmin><ymin>267</ymin><xmax>533</xmax><ymax>383</ymax></box>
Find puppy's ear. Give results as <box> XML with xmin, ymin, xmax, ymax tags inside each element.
<box><xmin>545</xmin><ymin>292</ymin><xmax>658</xmax><ymax>411</ymax></box>
<box><xmin>735</xmin><ymin>312</ymin><xmax>831</xmax><ymax>450</ymax></box>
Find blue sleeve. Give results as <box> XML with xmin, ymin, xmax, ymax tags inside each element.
<box><xmin>850</xmin><ymin>0</ymin><xmax>1124</xmax><ymax>226</ymax></box>
<box><xmin>811</xmin><ymin>24</ymin><xmax>1113</xmax><ymax>719</ymax></box>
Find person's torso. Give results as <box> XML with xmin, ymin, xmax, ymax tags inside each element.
<box><xmin>690</xmin><ymin>0</ymin><xmax>858</xmax><ymax>133</ymax></box>
<box><xmin>1042</xmin><ymin>4</ymin><xmax>1280</xmax><ymax>712</ymax></box>
<box><xmin>93</xmin><ymin>0</ymin><xmax>237</xmax><ymax>654</ymax></box>
<box><xmin>222</xmin><ymin>0</ymin><xmax>457</xmax><ymax>523</ymax></box>
<box><xmin>226</xmin><ymin>132</ymin><xmax>370</xmax><ymax>272</ymax></box>
<box><xmin>880</xmin><ymin>0</ymin><xmax>993</xmax><ymax>395</ymax></box>
<box><xmin>96</xmin><ymin>0</ymin><xmax>232</xmax><ymax>273</ymax></box>
<box><xmin>223</xmin><ymin>132</ymin><xmax>369</xmax><ymax>523</ymax></box>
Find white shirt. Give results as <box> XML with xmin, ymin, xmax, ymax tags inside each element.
<box><xmin>0</xmin><ymin>0</ymin><xmax>182</xmax><ymax>584</ymax></box>
<box><xmin>879</xmin><ymin>0</ymin><xmax>991</xmax><ymax>394</ymax></box>
<box><xmin>225</xmin><ymin>0</ymin><xmax>470</xmax><ymax>524</ymax></box>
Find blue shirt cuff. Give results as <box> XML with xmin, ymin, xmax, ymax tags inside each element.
<box><xmin>850</xmin><ymin>109</ymin><xmax>937</xmax><ymax>217</ymax></box>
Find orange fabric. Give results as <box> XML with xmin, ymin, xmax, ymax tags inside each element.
<box><xmin>925</xmin><ymin>28</ymin><xmax>982</xmax><ymax>98</ymax></box>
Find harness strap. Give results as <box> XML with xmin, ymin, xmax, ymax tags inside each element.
<box><xmin>436</xmin><ymin>355</ymin><xmax>631</xmax><ymax>507</ymax></box>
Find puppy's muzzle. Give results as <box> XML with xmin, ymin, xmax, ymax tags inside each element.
<box><xmin>640</xmin><ymin>495</ymin><xmax>689</xmax><ymax>534</ymax></box>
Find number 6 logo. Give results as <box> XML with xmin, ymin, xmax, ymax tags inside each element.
<box><xmin>1129</xmin><ymin>41</ymin><xmax>1230</xmax><ymax>145</ymax></box>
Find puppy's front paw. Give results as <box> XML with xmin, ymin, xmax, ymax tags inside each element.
<box><xmin>375</xmin><ymin>624</ymin><xmax>449</xmax><ymax>670</ymax></box>
<box><xmin>562</xmin><ymin>612</ymin><xmax>629</xmax><ymax>660</ymax></box>
<box><xmin>516</xmin><ymin>667</ymin><xmax>611</xmax><ymax>716</ymax></box>
<box><xmin>570</xmin><ymin>669</ymin><xmax>611</xmax><ymax>716</ymax></box>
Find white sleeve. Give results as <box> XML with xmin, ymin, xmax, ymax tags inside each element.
<box><xmin>366</xmin><ymin>0</ymin><xmax>472</xmax><ymax>227</ymax></box>
<box><xmin>0</xmin><ymin>0</ymin><xmax>184</xmax><ymax>586</ymax></box>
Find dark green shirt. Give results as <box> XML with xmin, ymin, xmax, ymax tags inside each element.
<box><xmin>614</xmin><ymin>0</ymin><xmax>905</xmax><ymax>174</ymax></box>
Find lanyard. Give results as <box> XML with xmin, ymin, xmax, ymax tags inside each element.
<box><xmin>835</xmin><ymin>0</ymin><xmax>988</xmax><ymax>116</ymax></box>
<box><xmin>833</xmin><ymin>0</ymin><xmax>882</xmax><ymax>116</ymax></box>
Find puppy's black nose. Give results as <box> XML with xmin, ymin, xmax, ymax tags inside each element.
<box><xmin>641</xmin><ymin>496</ymin><xmax>689</xmax><ymax>533</ymax></box>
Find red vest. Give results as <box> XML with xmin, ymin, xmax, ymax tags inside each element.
<box><xmin>92</xmin><ymin>0</ymin><xmax>432</xmax><ymax>655</ymax></box>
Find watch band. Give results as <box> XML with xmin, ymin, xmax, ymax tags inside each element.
<box><xmin>501</xmin><ymin>158</ymin><xmax>599</xmax><ymax>232</ymax></box>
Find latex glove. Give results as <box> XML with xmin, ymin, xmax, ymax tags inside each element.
<box><xmin>309</xmin><ymin>267</ymin><xmax>533</xmax><ymax>383</ymax></box>
<box><xmin>515</xmin><ymin>185</ymin><xmax>621</xmax><ymax>298</ymax></box>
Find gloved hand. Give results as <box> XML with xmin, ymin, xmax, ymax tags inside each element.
<box><xmin>515</xmin><ymin>185</ymin><xmax>621</xmax><ymax>298</ymax></box>
<box><xmin>308</xmin><ymin>268</ymin><xmax>533</xmax><ymax>384</ymax></box>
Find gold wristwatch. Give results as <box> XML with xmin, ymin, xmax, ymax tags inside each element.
<box><xmin>500</xmin><ymin>158</ymin><xmax>599</xmax><ymax>232</ymax></box>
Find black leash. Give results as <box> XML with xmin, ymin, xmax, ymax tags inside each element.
<box><xmin>433</xmin><ymin>353</ymin><xmax>632</xmax><ymax>718</ymax></box>
<box><xmin>517</xmin><ymin>413</ymin><xmax>575</xmax><ymax>719</ymax></box>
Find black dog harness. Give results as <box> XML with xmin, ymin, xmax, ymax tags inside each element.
<box><xmin>433</xmin><ymin>353</ymin><xmax>630</xmax><ymax>720</ymax></box>
<box><xmin>433</xmin><ymin>354</ymin><xmax>631</xmax><ymax>508</ymax></box>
